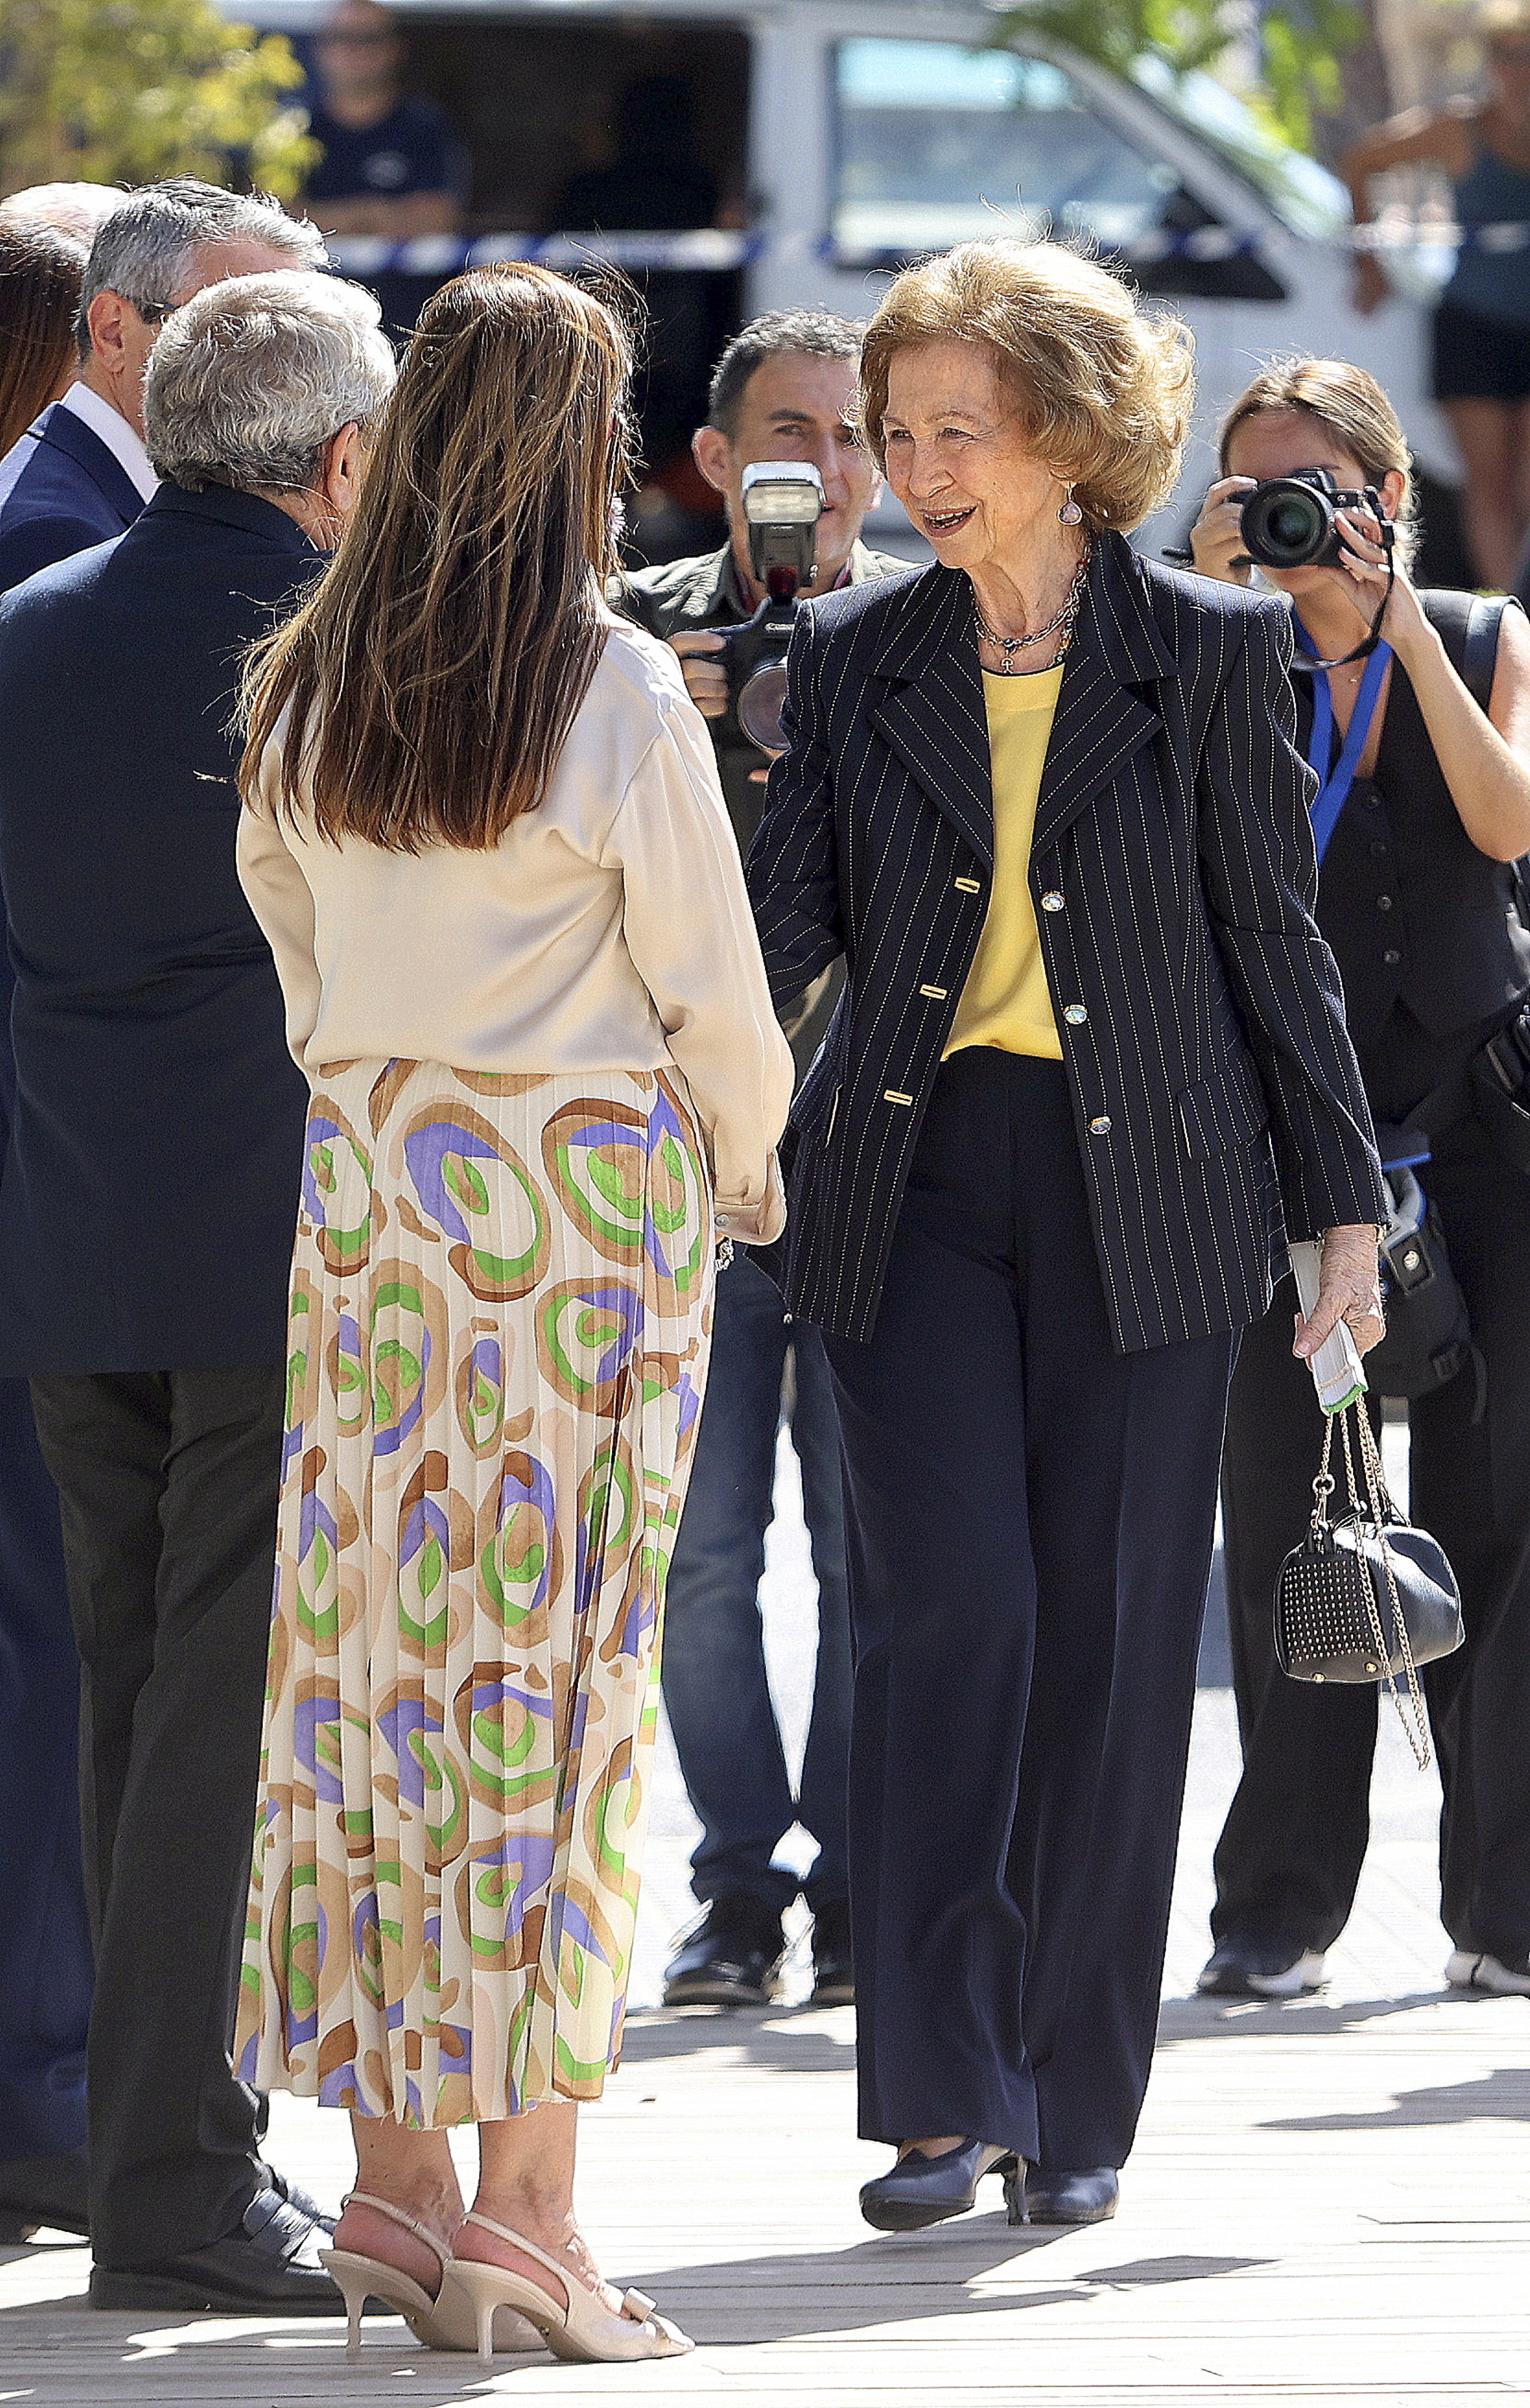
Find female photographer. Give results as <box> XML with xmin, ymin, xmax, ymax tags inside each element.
<box><xmin>1191</xmin><ymin>357</ymin><xmax>1530</xmax><ymax>2002</ymax></box>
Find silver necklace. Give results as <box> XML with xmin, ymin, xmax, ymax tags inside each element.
<box><xmin>973</xmin><ymin>544</ymin><xmax>1091</xmax><ymax>673</ymax></box>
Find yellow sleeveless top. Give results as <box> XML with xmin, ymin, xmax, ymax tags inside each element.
<box><xmin>944</xmin><ymin>665</ymin><xmax>1064</xmax><ymax>1063</ymax></box>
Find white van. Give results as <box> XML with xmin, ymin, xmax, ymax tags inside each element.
<box><xmin>249</xmin><ymin>0</ymin><xmax>1463</xmax><ymax>564</ymax></box>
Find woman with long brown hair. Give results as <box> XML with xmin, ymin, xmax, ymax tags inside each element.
<box><xmin>233</xmin><ymin>264</ymin><xmax>792</xmax><ymax>2363</ymax></box>
<box><xmin>0</xmin><ymin>216</ymin><xmax>86</xmax><ymax>459</ymax></box>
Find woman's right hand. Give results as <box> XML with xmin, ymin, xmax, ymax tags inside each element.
<box><xmin>1188</xmin><ymin>476</ymin><xmax>1257</xmax><ymax>587</ymax></box>
<box><xmin>716</xmin><ymin>1151</ymin><xmax>786</xmax><ymax>1246</ymax></box>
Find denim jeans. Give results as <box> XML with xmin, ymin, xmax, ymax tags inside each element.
<box><xmin>661</xmin><ymin>1250</ymin><xmax>852</xmax><ymax>1916</ymax></box>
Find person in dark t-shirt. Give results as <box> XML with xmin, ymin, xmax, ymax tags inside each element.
<box><xmin>551</xmin><ymin>77</ymin><xmax>717</xmax><ymax>231</ymax></box>
<box><xmin>301</xmin><ymin>0</ymin><xmax>469</xmax><ymax>238</ymax></box>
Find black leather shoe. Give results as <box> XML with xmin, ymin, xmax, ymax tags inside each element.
<box><xmin>1197</xmin><ymin>1936</ymin><xmax>1326</xmax><ymax>1999</ymax></box>
<box><xmin>1018</xmin><ymin>2166</ymin><xmax>1120</xmax><ymax>2225</ymax></box>
<box><xmin>266</xmin><ymin>2167</ymin><xmax>339</xmax><ymax>2235</ymax></box>
<box><xmin>809</xmin><ymin>1896</ymin><xmax>854</xmax><ymax>2007</ymax></box>
<box><xmin>663</xmin><ymin>1895</ymin><xmax>786</xmax><ymax>2007</ymax></box>
<box><xmin>0</xmin><ymin>2146</ymin><xmax>90</xmax><ymax>2242</ymax></box>
<box><xmin>859</xmin><ymin>2140</ymin><xmax>1021</xmax><ymax>2233</ymax></box>
<box><xmin>88</xmin><ymin>2184</ymin><xmax>344</xmax><ymax>2312</ymax></box>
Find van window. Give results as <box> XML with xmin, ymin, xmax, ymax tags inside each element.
<box><xmin>832</xmin><ymin>38</ymin><xmax>1182</xmax><ymax>256</ymax></box>
<box><xmin>1130</xmin><ymin>56</ymin><xmax>1348</xmax><ymax>240</ymax></box>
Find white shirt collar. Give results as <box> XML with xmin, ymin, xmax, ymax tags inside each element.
<box><xmin>57</xmin><ymin>380</ymin><xmax>159</xmax><ymax>505</ymax></box>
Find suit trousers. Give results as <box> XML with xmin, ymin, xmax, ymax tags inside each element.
<box><xmin>1213</xmin><ymin>1113</ymin><xmax>1530</xmax><ymax>1965</ymax></box>
<box><xmin>823</xmin><ymin>1050</ymin><xmax>1235</xmax><ymax>2170</ymax></box>
<box><xmin>28</xmin><ymin>1369</ymin><xmax>284</xmax><ymax>2265</ymax></box>
<box><xmin>0</xmin><ymin>1377</ymin><xmax>91</xmax><ymax>2162</ymax></box>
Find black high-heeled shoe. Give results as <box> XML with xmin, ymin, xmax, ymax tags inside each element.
<box><xmin>1016</xmin><ymin>2165</ymin><xmax>1119</xmax><ymax>2225</ymax></box>
<box><xmin>859</xmin><ymin>2140</ymin><xmax>1024</xmax><ymax>2233</ymax></box>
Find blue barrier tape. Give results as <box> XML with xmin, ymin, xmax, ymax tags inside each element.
<box><xmin>326</xmin><ymin>230</ymin><xmax>762</xmax><ymax>274</ymax></box>
<box><xmin>324</xmin><ymin>220</ymin><xmax>1530</xmax><ymax>279</ymax></box>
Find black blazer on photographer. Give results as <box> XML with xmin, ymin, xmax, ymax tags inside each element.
<box><xmin>745</xmin><ymin>532</ymin><xmax>1386</xmax><ymax>1352</ymax></box>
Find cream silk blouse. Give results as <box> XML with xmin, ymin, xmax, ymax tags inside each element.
<box><xmin>236</xmin><ymin>616</ymin><xmax>794</xmax><ymax>1237</ymax></box>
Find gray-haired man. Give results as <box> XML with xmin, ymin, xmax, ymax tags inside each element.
<box><xmin>0</xmin><ymin>179</ymin><xmax>327</xmax><ymax>2255</ymax></box>
<box><xmin>0</xmin><ymin>177</ymin><xmax>325</xmax><ymax>590</ymax></box>
<box><xmin>0</xmin><ymin>269</ymin><xmax>394</xmax><ymax>2311</ymax></box>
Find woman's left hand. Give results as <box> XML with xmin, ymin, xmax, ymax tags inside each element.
<box><xmin>1295</xmin><ymin>1222</ymin><xmax>1386</xmax><ymax>1360</ymax></box>
<box><xmin>1330</xmin><ymin>496</ymin><xmax>1428</xmax><ymax>661</ymax></box>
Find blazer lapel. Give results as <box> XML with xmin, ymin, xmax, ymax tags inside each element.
<box><xmin>1032</xmin><ymin>533</ymin><xmax>1176</xmax><ymax>857</ymax></box>
<box><xmin>35</xmin><ymin>404</ymin><xmax>144</xmax><ymax>530</ymax></box>
<box><xmin>866</xmin><ymin>565</ymin><xmax>994</xmax><ymax>869</ymax></box>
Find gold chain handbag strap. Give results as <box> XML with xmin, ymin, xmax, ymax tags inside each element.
<box><xmin>1337</xmin><ymin>1404</ymin><xmax>1432</xmax><ymax>1770</ymax></box>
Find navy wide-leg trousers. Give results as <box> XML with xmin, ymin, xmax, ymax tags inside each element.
<box><xmin>824</xmin><ymin>1051</ymin><xmax>1235</xmax><ymax>2172</ymax></box>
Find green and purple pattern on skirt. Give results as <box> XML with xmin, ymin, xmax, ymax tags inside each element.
<box><xmin>236</xmin><ymin>1059</ymin><xmax>712</xmax><ymax>2125</ymax></box>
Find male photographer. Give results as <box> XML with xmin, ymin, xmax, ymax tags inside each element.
<box><xmin>616</xmin><ymin>312</ymin><xmax>904</xmax><ymax>2009</ymax></box>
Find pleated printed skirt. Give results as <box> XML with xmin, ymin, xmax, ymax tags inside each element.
<box><xmin>234</xmin><ymin>1058</ymin><xmax>714</xmax><ymax>2126</ymax></box>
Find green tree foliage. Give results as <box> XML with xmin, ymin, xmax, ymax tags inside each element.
<box><xmin>991</xmin><ymin>0</ymin><xmax>1360</xmax><ymax>152</ymax></box>
<box><xmin>0</xmin><ymin>0</ymin><xmax>316</xmax><ymax>197</ymax></box>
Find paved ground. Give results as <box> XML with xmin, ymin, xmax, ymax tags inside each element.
<box><xmin>4</xmin><ymin>1428</ymin><xmax>1527</xmax><ymax>2403</ymax></box>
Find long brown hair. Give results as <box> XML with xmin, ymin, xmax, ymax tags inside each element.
<box><xmin>0</xmin><ymin>219</ymin><xmax>86</xmax><ymax>458</ymax></box>
<box><xmin>241</xmin><ymin>264</ymin><xmax>636</xmax><ymax>850</ymax></box>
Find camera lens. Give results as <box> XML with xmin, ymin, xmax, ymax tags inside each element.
<box><xmin>738</xmin><ymin>662</ymin><xmax>790</xmax><ymax>755</ymax></box>
<box><xmin>1240</xmin><ymin>477</ymin><xmax>1333</xmax><ymax>570</ymax></box>
<box><xmin>1266</xmin><ymin>497</ymin><xmax>1321</xmax><ymax>552</ymax></box>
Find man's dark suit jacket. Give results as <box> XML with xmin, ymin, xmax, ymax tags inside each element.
<box><xmin>0</xmin><ymin>403</ymin><xmax>147</xmax><ymax>1138</ymax></box>
<box><xmin>746</xmin><ymin>532</ymin><xmax>1387</xmax><ymax>1352</ymax></box>
<box><xmin>0</xmin><ymin>400</ymin><xmax>146</xmax><ymax>595</ymax></box>
<box><xmin>0</xmin><ymin>481</ymin><xmax>318</xmax><ymax>1374</ymax></box>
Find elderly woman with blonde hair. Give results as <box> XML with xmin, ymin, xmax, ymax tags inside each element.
<box><xmin>747</xmin><ymin>239</ymin><xmax>1388</xmax><ymax>2234</ymax></box>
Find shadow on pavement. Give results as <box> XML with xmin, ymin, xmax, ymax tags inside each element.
<box><xmin>621</xmin><ymin>2002</ymin><xmax>854</xmax><ymax>2068</ymax></box>
<box><xmin>1155</xmin><ymin>1990</ymin><xmax>1444</xmax><ymax>2045</ymax></box>
<box><xmin>625</xmin><ymin>1987</ymin><xmax>1469</xmax><ymax>2072</ymax></box>
<box><xmin>0</xmin><ymin>2225</ymin><xmax>1273</xmax><ymax>2364</ymax></box>
<box><xmin>1264</xmin><ymin>2064</ymin><xmax>1530</xmax><ymax>2132</ymax></box>
<box><xmin>587</xmin><ymin>2229</ymin><xmax>1272</xmax><ymax>2347</ymax></box>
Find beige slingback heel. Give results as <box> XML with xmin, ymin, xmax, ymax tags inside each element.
<box><xmin>448</xmin><ymin>2208</ymin><xmax>694</xmax><ymax>2363</ymax></box>
<box><xmin>320</xmin><ymin>2190</ymin><xmax>533</xmax><ymax>2355</ymax></box>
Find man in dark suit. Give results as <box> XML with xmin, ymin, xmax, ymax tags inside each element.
<box><xmin>0</xmin><ymin>179</ymin><xmax>327</xmax><ymax>2247</ymax></box>
<box><xmin>0</xmin><ymin>269</ymin><xmax>394</xmax><ymax>2309</ymax></box>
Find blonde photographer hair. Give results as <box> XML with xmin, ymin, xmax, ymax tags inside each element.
<box><xmin>1218</xmin><ymin>358</ymin><xmax>1418</xmax><ymax>567</ymax></box>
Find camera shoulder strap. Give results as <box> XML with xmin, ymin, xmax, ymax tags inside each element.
<box><xmin>1458</xmin><ymin>591</ymin><xmax>1516</xmax><ymax>709</ymax></box>
<box><xmin>1296</xmin><ymin>622</ymin><xmax>1393</xmax><ymax>865</ymax></box>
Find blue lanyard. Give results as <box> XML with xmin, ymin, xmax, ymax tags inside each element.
<box><xmin>1295</xmin><ymin>620</ymin><xmax>1391</xmax><ymax>865</ymax></box>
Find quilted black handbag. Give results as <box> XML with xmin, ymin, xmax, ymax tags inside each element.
<box><xmin>1273</xmin><ymin>1401</ymin><xmax>1463</xmax><ymax>1768</ymax></box>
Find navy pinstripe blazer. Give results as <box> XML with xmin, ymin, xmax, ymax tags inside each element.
<box><xmin>745</xmin><ymin>532</ymin><xmax>1386</xmax><ymax>1352</ymax></box>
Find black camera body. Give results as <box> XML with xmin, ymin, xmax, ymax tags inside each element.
<box><xmin>1238</xmin><ymin>468</ymin><xmax>1384</xmax><ymax>572</ymax></box>
<box><xmin>717</xmin><ymin>460</ymin><xmax>824</xmax><ymax>755</ymax></box>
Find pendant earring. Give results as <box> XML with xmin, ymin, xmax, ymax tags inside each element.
<box><xmin>1059</xmin><ymin>485</ymin><xmax>1084</xmax><ymax>526</ymax></box>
